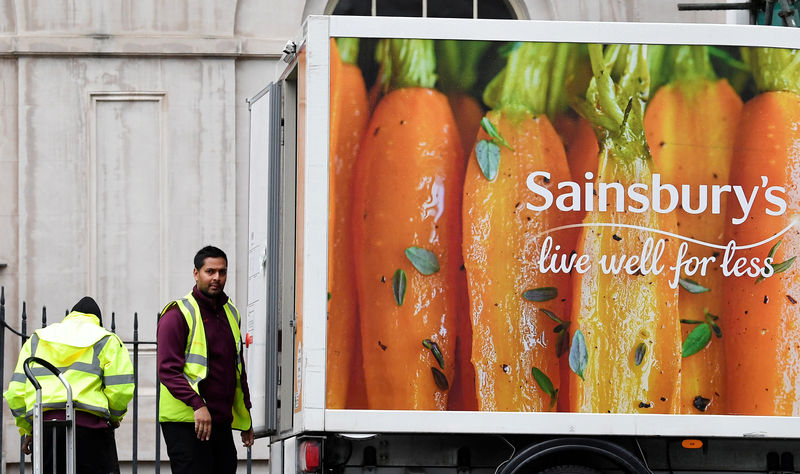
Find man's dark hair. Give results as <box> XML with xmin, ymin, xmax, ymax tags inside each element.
<box><xmin>194</xmin><ymin>245</ymin><xmax>228</xmax><ymax>270</ymax></box>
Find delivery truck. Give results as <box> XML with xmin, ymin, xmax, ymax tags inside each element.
<box><xmin>244</xmin><ymin>15</ymin><xmax>800</xmax><ymax>474</ymax></box>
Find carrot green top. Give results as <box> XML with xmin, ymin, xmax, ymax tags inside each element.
<box><xmin>573</xmin><ymin>44</ymin><xmax>650</xmax><ymax>164</ymax></box>
<box><xmin>376</xmin><ymin>39</ymin><xmax>437</xmax><ymax>93</ymax></box>
<box><xmin>483</xmin><ymin>42</ymin><xmax>577</xmax><ymax>120</ymax></box>
<box><xmin>435</xmin><ymin>40</ymin><xmax>490</xmax><ymax>94</ymax></box>
<box><xmin>669</xmin><ymin>45</ymin><xmax>716</xmax><ymax>83</ymax></box>
<box><xmin>647</xmin><ymin>45</ymin><xmax>718</xmax><ymax>99</ymax></box>
<box><xmin>647</xmin><ymin>44</ymin><xmax>669</xmax><ymax>97</ymax></box>
<box><xmin>336</xmin><ymin>37</ymin><xmax>360</xmax><ymax>65</ymax></box>
<box><xmin>744</xmin><ymin>47</ymin><xmax>800</xmax><ymax>95</ymax></box>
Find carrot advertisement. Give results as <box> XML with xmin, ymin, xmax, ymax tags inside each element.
<box><xmin>351</xmin><ymin>38</ymin><xmax>463</xmax><ymax>410</ymax></box>
<box><xmin>644</xmin><ymin>45</ymin><xmax>743</xmax><ymax>414</ymax></box>
<box><xmin>462</xmin><ymin>42</ymin><xmax>577</xmax><ymax>412</ymax></box>
<box><xmin>325</xmin><ymin>38</ymin><xmax>800</xmax><ymax>416</ymax></box>
<box><xmin>723</xmin><ymin>47</ymin><xmax>800</xmax><ymax>416</ymax></box>
<box><xmin>327</xmin><ymin>38</ymin><xmax>369</xmax><ymax>409</ymax></box>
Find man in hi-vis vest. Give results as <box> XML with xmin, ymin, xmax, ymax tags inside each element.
<box><xmin>157</xmin><ymin>245</ymin><xmax>254</xmax><ymax>474</ymax></box>
<box><xmin>3</xmin><ymin>296</ymin><xmax>134</xmax><ymax>474</ymax></box>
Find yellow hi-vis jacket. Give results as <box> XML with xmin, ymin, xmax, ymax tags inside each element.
<box><xmin>157</xmin><ymin>293</ymin><xmax>251</xmax><ymax>431</ymax></box>
<box><xmin>3</xmin><ymin>312</ymin><xmax>135</xmax><ymax>435</ymax></box>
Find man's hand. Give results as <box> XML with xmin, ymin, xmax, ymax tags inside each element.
<box><xmin>110</xmin><ymin>419</ymin><xmax>121</xmax><ymax>429</ymax></box>
<box><xmin>22</xmin><ymin>435</ymin><xmax>32</xmax><ymax>454</ymax></box>
<box><xmin>194</xmin><ymin>406</ymin><xmax>212</xmax><ymax>441</ymax></box>
<box><xmin>241</xmin><ymin>428</ymin><xmax>255</xmax><ymax>448</ymax></box>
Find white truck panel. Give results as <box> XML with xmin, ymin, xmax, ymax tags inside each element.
<box><xmin>328</xmin><ymin>14</ymin><xmax>800</xmax><ymax>48</ymax></box>
<box><xmin>278</xmin><ymin>14</ymin><xmax>800</xmax><ymax>439</ymax></box>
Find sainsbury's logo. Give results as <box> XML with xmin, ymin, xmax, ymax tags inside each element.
<box><xmin>526</xmin><ymin>171</ymin><xmax>787</xmax><ymax>225</ymax></box>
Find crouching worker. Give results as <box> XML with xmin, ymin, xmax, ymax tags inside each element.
<box><xmin>3</xmin><ymin>296</ymin><xmax>135</xmax><ymax>474</ymax></box>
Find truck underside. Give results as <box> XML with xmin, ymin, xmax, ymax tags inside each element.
<box><xmin>274</xmin><ymin>433</ymin><xmax>800</xmax><ymax>474</ymax></box>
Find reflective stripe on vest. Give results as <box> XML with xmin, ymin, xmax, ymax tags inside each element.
<box><xmin>177</xmin><ymin>297</ymin><xmax>207</xmax><ymax>386</ymax></box>
<box><xmin>27</xmin><ymin>333</ymin><xmax>110</xmax><ymax>379</ymax></box>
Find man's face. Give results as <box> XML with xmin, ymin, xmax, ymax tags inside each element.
<box><xmin>194</xmin><ymin>257</ymin><xmax>228</xmax><ymax>297</ymax></box>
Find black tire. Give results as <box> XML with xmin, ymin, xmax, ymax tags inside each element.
<box><xmin>539</xmin><ymin>465</ymin><xmax>603</xmax><ymax>474</ymax></box>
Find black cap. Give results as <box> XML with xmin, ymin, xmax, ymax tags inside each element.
<box><xmin>71</xmin><ymin>296</ymin><xmax>103</xmax><ymax>326</ymax></box>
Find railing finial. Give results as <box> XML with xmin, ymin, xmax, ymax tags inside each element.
<box><xmin>21</xmin><ymin>301</ymin><xmax>27</xmax><ymax>337</ymax></box>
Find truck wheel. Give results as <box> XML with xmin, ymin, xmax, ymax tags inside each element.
<box><xmin>539</xmin><ymin>465</ymin><xmax>603</xmax><ymax>474</ymax></box>
<box><xmin>499</xmin><ymin>438</ymin><xmax>649</xmax><ymax>474</ymax></box>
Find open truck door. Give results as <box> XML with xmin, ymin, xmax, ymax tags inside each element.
<box><xmin>245</xmin><ymin>75</ymin><xmax>298</xmax><ymax>439</ymax></box>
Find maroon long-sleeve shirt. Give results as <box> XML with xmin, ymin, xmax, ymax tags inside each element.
<box><xmin>157</xmin><ymin>286</ymin><xmax>252</xmax><ymax>426</ymax></box>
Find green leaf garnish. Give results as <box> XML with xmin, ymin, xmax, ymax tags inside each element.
<box><xmin>679</xmin><ymin>278</ymin><xmax>710</xmax><ymax>294</ymax></box>
<box><xmin>392</xmin><ymin>269</ymin><xmax>406</xmax><ymax>305</ymax></box>
<box><xmin>480</xmin><ymin>117</ymin><xmax>513</xmax><ymax>150</ymax></box>
<box><xmin>531</xmin><ymin>367</ymin><xmax>558</xmax><ymax>409</ymax></box>
<box><xmin>569</xmin><ymin>330</ymin><xmax>588</xmax><ymax>380</ymax></box>
<box><xmin>771</xmin><ymin>256</ymin><xmax>797</xmax><ymax>275</ymax></box>
<box><xmin>634</xmin><ymin>342</ymin><xmax>646</xmax><ymax>366</ymax></box>
<box><xmin>682</xmin><ymin>323</ymin><xmax>711</xmax><ymax>358</ymax></box>
<box><xmin>540</xmin><ymin>308</ymin><xmax>565</xmax><ymax>325</ymax></box>
<box><xmin>404</xmin><ymin>247</ymin><xmax>439</xmax><ymax>275</ymax></box>
<box><xmin>680</xmin><ymin>319</ymin><xmax>704</xmax><ymax>325</ymax></box>
<box><xmin>422</xmin><ymin>339</ymin><xmax>445</xmax><ymax>369</ymax></box>
<box><xmin>327</xmin><ymin>292</ymin><xmax>331</xmax><ymax>301</ymax></box>
<box><xmin>756</xmin><ymin>240</ymin><xmax>796</xmax><ymax>283</ymax></box>
<box><xmin>475</xmin><ymin>140</ymin><xmax>500</xmax><ymax>181</ymax></box>
<box><xmin>768</xmin><ymin>240</ymin><xmax>782</xmax><ymax>259</ymax></box>
<box><xmin>431</xmin><ymin>367</ymin><xmax>449</xmax><ymax>390</ymax></box>
<box><xmin>703</xmin><ymin>309</ymin><xmax>723</xmax><ymax>339</ymax></box>
<box><xmin>523</xmin><ymin>287</ymin><xmax>558</xmax><ymax>302</ymax></box>
<box><xmin>531</xmin><ymin>367</ymin><xmax>555</xmax><ymax>397</ymax></box>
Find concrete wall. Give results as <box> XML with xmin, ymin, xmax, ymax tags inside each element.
<box><xmin>0</xmin><ymin>0</ymin><xmax>303</xmax><ymax>469</ymax></box>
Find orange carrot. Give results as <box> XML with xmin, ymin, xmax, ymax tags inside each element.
<box><xmin>724</xmin><ymin>47</ymin><xmax>800</xmax><ymax>415</ymax></box>
<box><xmin>448</xmin><ymin>93</ymin><xmax>486</xmax><ymax>165</ymax></box>
<box><xmin>435</xmin><ymin>39</ymin><xmax>491</xmax><ymax>412</ymax></box>
<box><xmin>569</xmin><ymin>44</ymin><xmax>681</xmax><ymax>414</ymax></box>
<box><xmin>327</xmin><ymin>38</ymin><xmax>370</xmax><ymax>409</ymax></box>
<box><xmin>644</xmin><ymin>46</ymin><xmax>742</xmax><ymax>414</ymax></box>
<box><xmin>553</xmin><ymin>114</ymin><xmax>598</xmax><ymax>182</ymax></box>
<box><xmin>462</xmin><ymin>43</ymin><xmax>577</xmax><ymax>412</ymax></box>
<box><xmin>352</xmin><ymin>39</ymin><xmax>463</xmax><ymax>410</ymax></box>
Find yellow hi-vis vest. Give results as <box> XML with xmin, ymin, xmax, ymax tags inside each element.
<box><xmin>2</xmin><ymin>312</ymin><xmax>135</xmax><ymax>435</ymax></box>
<box><xmin>157</xmin><ymin>293</ymin><xmax>251</xmax><ymax>431</ymax></box>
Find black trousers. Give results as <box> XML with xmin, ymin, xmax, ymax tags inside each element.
<box><xmin>41</xmin><ymin>424</ymin><xmax>119</xmax><ymax>474</ymax></box>
<box><xmin>160</xmin><ymin>422</ymin><xmax>238</xmax><ymax>474</ymax></box>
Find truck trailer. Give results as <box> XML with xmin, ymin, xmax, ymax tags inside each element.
<box><xmin>244</xmin><ymin>15</ymin><xmax>800</xmax><ymax>474</ymax></box>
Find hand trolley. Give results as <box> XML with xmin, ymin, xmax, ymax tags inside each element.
<box><xmin>23</xmin><ymin>356</ymin><xmax>76</xmax><ymax>474</ymax></box>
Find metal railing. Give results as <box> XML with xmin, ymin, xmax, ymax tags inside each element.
<box><xmin>0</xmin><ymin>287</ymin><xmax>253</xmax><ymax>473</ymax></box>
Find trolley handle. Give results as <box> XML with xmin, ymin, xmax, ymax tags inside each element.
<box><xmin>23</xmin><ymin>356</ymin><xmax>77</xmax><ymax>474</ymax></box>
<box><xmin>22</xmin><ymin>356</ymin><xmax>73</xmax><ymax>401</ymax></box>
